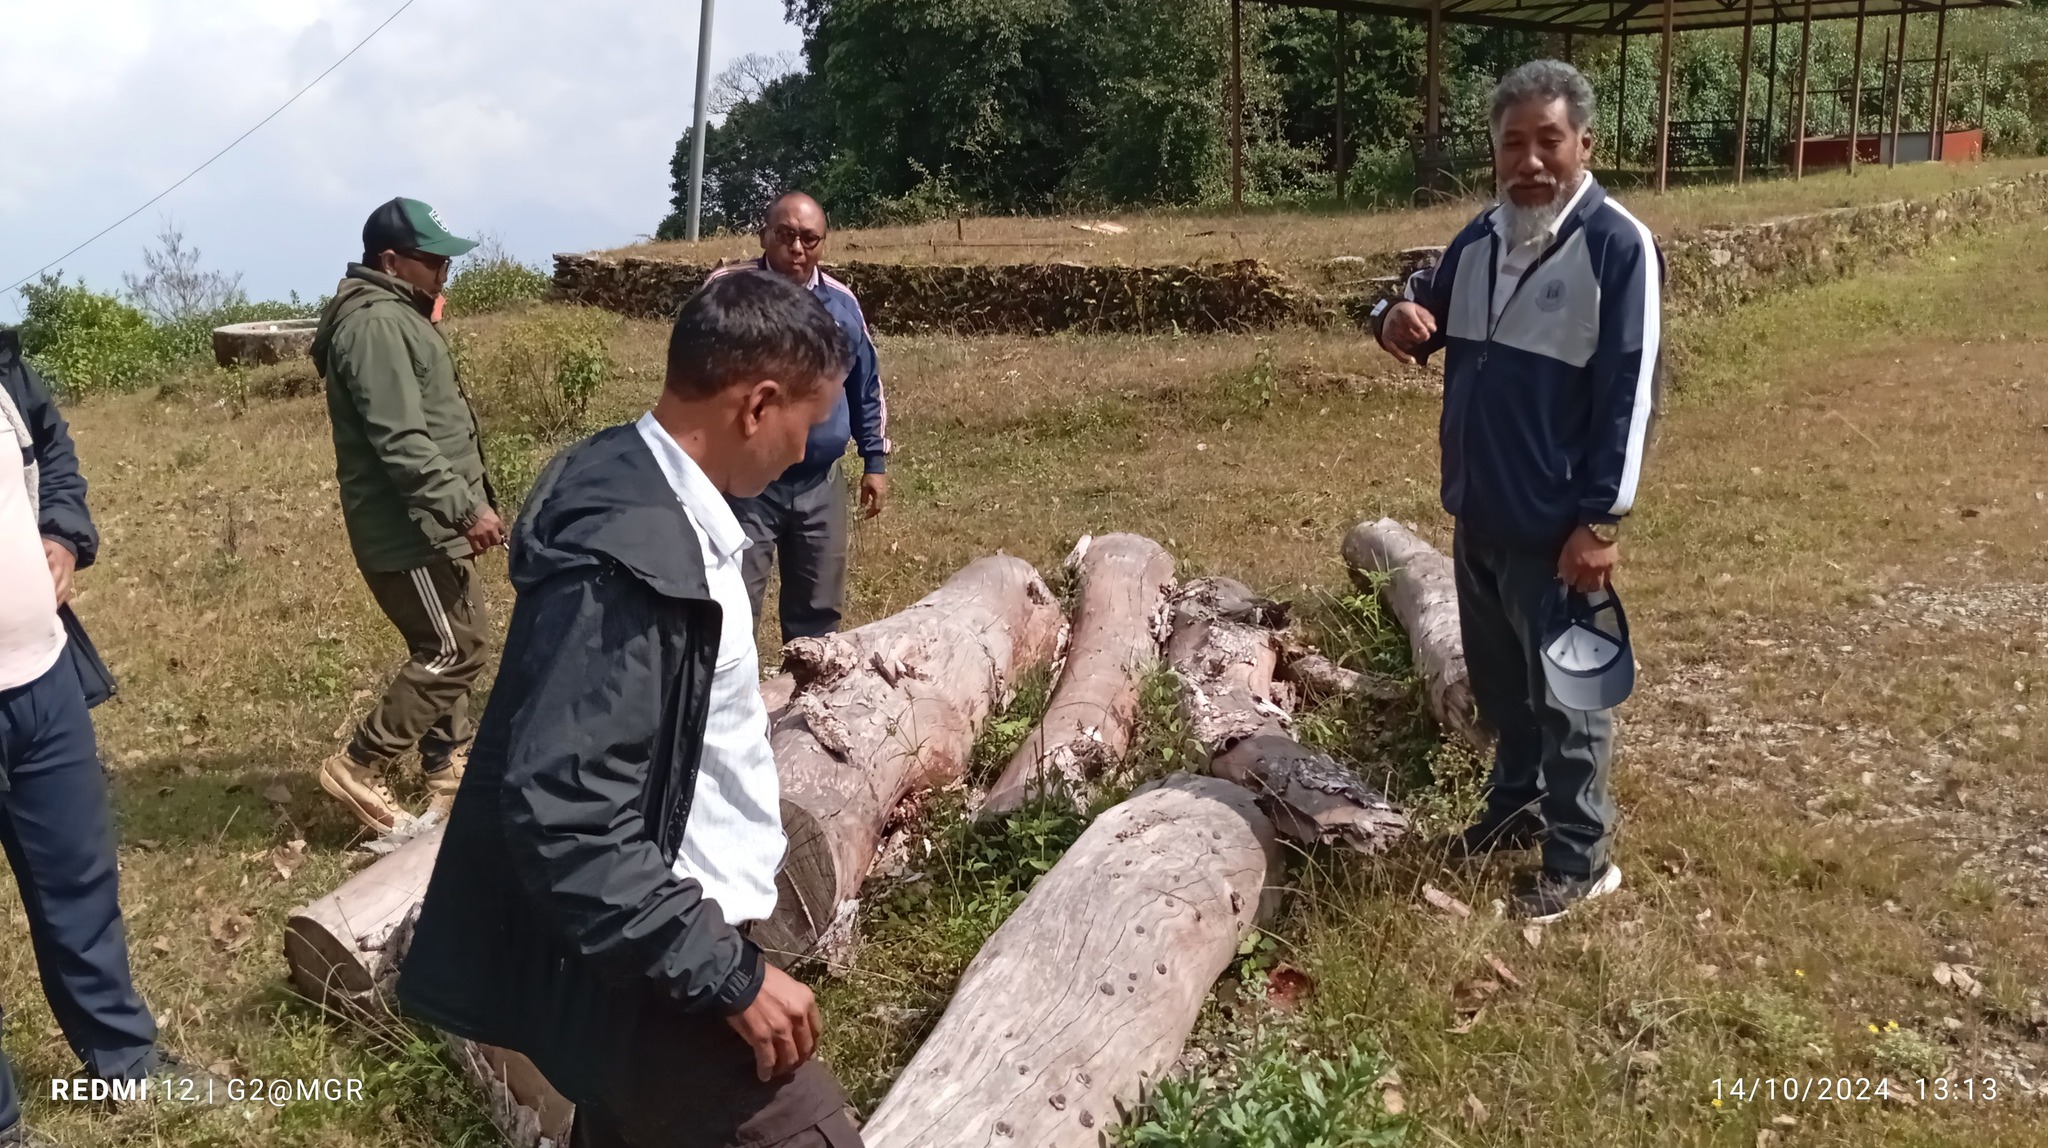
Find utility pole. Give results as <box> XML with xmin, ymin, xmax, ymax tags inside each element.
<box><xmin>686</xmin><ymin>0</ymin><xmax>717</xmax><ymax>242</ymax></box>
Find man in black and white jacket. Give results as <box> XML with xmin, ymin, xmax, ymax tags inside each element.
<box><xmin>399</xmin><ymin>270</ymin><xmax>864</xmax><ymax>1148</ymax></box>
<box><xmin>0</xmin><ymin>331</ymin><xmax>216</xmax><ymax>1143</ymax></box>
<box><xmin>1376</xmin><ymin>60</ymin><xmax>1663</xmax><ymax>922</ymax></box>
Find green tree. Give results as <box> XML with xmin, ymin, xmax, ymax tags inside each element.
<box><xmin>658</xmin><ymin>69</ymin><xmax>835</xmax><ymax>238</ymax></box>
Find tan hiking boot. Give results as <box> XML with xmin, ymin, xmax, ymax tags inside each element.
<box><xmin>424</xmin><ymin>755</ymin><xmax>466</xmax><ymax>821</ymax></box>
<box><xmin>317</xmin><ymin>750</ymin><xmax>404</xmax><ymax>831</ymax></box>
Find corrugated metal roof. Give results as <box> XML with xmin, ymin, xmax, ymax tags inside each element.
<box><xmin>1255</xmin><ymin>0</ymin><xmax>2015</xmax><ymax>36</ymax></box>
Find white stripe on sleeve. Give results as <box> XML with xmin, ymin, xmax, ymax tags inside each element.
<box><xmin>1602</xmin><ymin>201</ymin><xmax>1661</xmax><ymax>517</ymax></box>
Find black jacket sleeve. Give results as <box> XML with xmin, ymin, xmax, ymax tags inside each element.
<box><xmin>495</xmin><ymin>569</ymin><xmax>765</xmax><ymax>1015</ymax></box>
<box><xmin>7</xmin><ymin>351</ymin><xmax>97</xmax><ymax>568</ymax></box>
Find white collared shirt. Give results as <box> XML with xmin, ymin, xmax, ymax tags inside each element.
<box><xmin>1490</xmin><ymin>172</ymin><xmax>1593</xmax><ymax>326</ymax></box>
<box><xmin>0</xmin><ymin>412</ymin><xmax>65</xmax><ymax>692</ymax></box>
<box><xmin>635</xmin><ymin>413</ymin><xmax>784</xmax><ymax>924</ymax></box>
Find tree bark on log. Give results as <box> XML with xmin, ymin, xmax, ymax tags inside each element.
<box><xmin>1276</xmin><ymin>638</ymin><xmax>1405</xmax><ymax>705</ymax></box>
<box><xmin>284</xmin><ymin>557</ymin><xmax>1063</xmax><ymax>1137</ymax></box>
<box><xmin>861</xmin><ymin>774</ymin><xmax>1279</xmax><ymax>1148</ymax></box>
<box><xmin>1168</xmin><ymin>579</ymin><xmax>1406</xmax><ymax>854</ymax></box>
<box><xmin>1341</xmin><ymin>518</ymin><xmax>1492</xmax><ymax>753</ymax></box>
<box><xmin>980</xmin><ymin>534</ymin><xmax>1175</xmax><ymax>818</ymax></box>
<box><xmin>752</xmin><ymin>556</ymin><xmax>1067</xmax><ymax>962</ymax></box>
<box><xmin>283</xmin><ymin>823</ymin><xmax>445</xmax><ymax>1009</ymax></box>
<box><xmin>283</xmin><ymin>826</ymin><xmax>573</xmax><ymax>1147</ymax></box>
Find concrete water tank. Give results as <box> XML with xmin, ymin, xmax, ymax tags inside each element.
<box><xmin>212</xmin><ymin>318</ymin><xmax>319</xmax><ymax>368</ymax></box>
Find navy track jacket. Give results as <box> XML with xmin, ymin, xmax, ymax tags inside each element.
<box><xmin>712</xmin><ymin>257</ymin><xmax>890</xmax><ymax>483</ymax></box>
<box><xmin>1400</xmin><ymin>176</ymin><xmax>1664</xmax><ymax>550</ymax></box>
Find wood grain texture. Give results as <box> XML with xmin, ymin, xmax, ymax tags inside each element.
<box><xmin>283</xmin><ymin>822</ymin><xmax>444</xmax><ymax>1007</ymax></box>
<box><xmin>757</xmin><ymin>555</ymin><xmax>1068</xmax><ymax>959</ymax></box>
<box><xmin>1341</xmin><ymin>518</ymin><xmax>1493</xmax><ymax>753</ymax></box>
<box><xmin>981</xmin><ymin>533</ymin><xmax>1176</xmax><ymax>817</ymax></box>
<box><xmin>862</xmin><ymin>773</ymin><xmax>1279</xmax><ymax>1148</ymax></box>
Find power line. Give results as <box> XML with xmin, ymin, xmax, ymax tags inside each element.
<box><xmin>4</xmin><ymin>0</ymin><xmax>420</xmax><ymax>295</ymax></box>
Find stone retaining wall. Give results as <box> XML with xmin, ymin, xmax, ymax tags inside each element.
<box><xmin>1661</xmin><ymin>169</ymin><xmax>2048</xmax><ymax>317</ymax></box>
<box><xmin>554</xmin><ymin>170</ymin><xmax>2048</xmax><ymax>332</ymax></box>
<box><xmin>551</xmin><ymin>256</ymin><xmax>1309</xmax><ymax>335</ymax></box>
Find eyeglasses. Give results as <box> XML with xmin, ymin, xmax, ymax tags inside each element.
<box><xmin>768</xmin><ymin>225</ymin><xmax>825</xmax><ymax>250</ymax></box>
<box><xmin>397</xmin><ymin>248</ymin><xmax>452</xmax><ymax>273</ymax></box>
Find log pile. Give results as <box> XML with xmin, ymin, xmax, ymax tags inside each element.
<box><xmin>285</xmin><ymin>540</ymin><xmax>1427</xmax><ymax>1147</ymax></box>
<box><xmin>1341</xmin><ymin>518</ymin><xmax>1492</xmax><ymax>752</ymax></box>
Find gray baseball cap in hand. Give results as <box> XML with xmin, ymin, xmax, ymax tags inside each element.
<box><xmin>1542</xmin><ymin>588</ymin><xmax>1635</xmax><ymax>712</ymax></box>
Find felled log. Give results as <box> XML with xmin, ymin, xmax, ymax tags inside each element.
<box><xmin>1341</xmin><ymin>518</ymin><xmax>1492</xmax><ymax>752</ymax></box>
<box><xmin>447</xmin><ymin>1037</ymin><xmax>575</xmax><ymax>1148</ymax></box>
<box><xmin>1166</xmin><ymin>577</ymin><xmax>1291</xmax><ymax>752</ymax></box>
<box><xmin>980</xmin><ymin>534</ymin><xmax>1175</xmax><ymax>817</ymax></box>
<box><xmin>754</xmin><ymin>556</ymin><xmax>1067</xmax><ymax>961</ymax></box>
<box><xmin>862</xmin><ymin>774</ymin><xmax>1279</xmax><ymax>1148</ymax></box>
<box><xmin>283</xmin><ymin>823</ymin><xmax>446</xmax><ymax>1009</ymax></box>
<box><xmin>759</xmin><ymin>673</ymin><xmax>795</xmax><ymax>719</ymax></box>
<box><xmin>1276</xmin><ymin>637</ymin><xmax>1406</xmax><ymax>705</ymax></box>
<box><xmin>1169</xmin><ymin>578</ymin><xmax>1406</xmax><ymax>854</ymax></box>
<box><xmin>284</xmin><ymin>827</ymin><xmax>573</xmax><ymax>1147</ymax></box>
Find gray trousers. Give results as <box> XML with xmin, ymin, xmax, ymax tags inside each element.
<box><xmin>1453</xmin><ymin>528</ymin><xmax>1617</xmax><ymax>877</ymax></box>
<box><xmin>727</xmin><ymin>462</ymin><xmax>848</xmax><ymax>644</ymax></box>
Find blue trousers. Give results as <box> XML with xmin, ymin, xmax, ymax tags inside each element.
<box><xmin>0</xmin><ymin>657</ymin><xmax>157</xmax><ymax>1128</ymax></box>
<box><xmin>1453</xmin><ymin>529</ymin><xmax>1618</xmax><ymax>877</ymax></box>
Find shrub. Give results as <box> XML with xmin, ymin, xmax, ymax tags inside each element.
<box><xmin>1117</xmin><ymin>1044</ymin><xmax>1409</xmax><ymax>1148</ymax></box>
<box><xmin>453</xmin><ymin>306</ymin><xmax>618</xmax><ymax>442</ymax></box>
<box><xmin>443</xmin><ymin>239</ymin><xmax>552</xmax><ymax>317</ymax></box>
<box><xmin>866</xmin><ymin>161</ymin><xmax>970</xmax><ymax>227</ymax></box>
<box><xmin>18</xmin><ymin>275</ymin><xmax>173</xmax><ymax>398</ymax></box>
<box><xmin>480</xmin><ymin>430</ymin><xmax>546</xmax><ymax>513</ymax></box>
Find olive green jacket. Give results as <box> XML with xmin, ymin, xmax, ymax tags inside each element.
<box><xmin>311</xmin><ymin>265</ymin><xmax>492</xmax><ymax>572</ymax></box>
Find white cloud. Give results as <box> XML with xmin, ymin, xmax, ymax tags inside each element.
<box><xmin>0</xmin><ymin>0</ymin><xmax>800</xmax><ymax>309</ymax></box>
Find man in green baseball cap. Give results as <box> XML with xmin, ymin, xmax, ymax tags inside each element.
<box><xmin>309</xmin><ymin>197</ymin><xmax>499</xmax><ymax>839</ymax></box>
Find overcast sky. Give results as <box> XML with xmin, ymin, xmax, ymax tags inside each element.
<box><xmin>0</xmin><ymin>0</ymin><xmax>800</xmax><ymax>313</ymax></box>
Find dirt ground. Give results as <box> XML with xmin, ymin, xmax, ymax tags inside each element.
<box><xmin>5</xmin><ymin>211</ymin><xmax>2047</xmax><ymax>1145</ymax></box>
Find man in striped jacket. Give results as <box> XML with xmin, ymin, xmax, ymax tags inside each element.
<box><xmin>715</xmin><ymin>192</ymin><xmax>891</xmax><ymax>643</ymax></box>
<box><xmin>1375</xmin><ymin>60</ymin><xmax>1662</xmax><ymax>921</ymax></box>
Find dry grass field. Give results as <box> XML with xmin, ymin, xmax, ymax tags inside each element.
<box><xmin>604</xmin><ymin>157</ymin><xmax>2048</xmax><ymax>276</ymax></box>
<box><xmin>5</xmin><ymin>196</ymin><xmax>2048</xmax><ymax>1145</ymax></box>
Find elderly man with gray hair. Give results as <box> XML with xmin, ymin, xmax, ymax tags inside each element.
<box><xmin>1373</xmin><ymin>59</ymin><xmax>1663</xmax><ymax>921</ymax></box>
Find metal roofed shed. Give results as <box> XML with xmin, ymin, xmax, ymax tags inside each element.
<box><xmin>1224</xmin><ymin>0</ymin><xmax>2020</xmax><ymax>201</ymax></box>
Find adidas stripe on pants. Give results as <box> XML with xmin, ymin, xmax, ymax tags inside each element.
<box><xmin>351</xmin><ymin>557</ymin><xmax>489</xmax><ymax>771</ymax></box>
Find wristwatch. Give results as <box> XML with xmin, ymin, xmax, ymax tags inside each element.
<box><xmin>1584</xmin><ymin>521</ymin><xmax>1622</xmax><ymax>544</ymax></box>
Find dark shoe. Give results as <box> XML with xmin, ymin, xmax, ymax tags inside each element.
<box><xmin>1442</xmin><ymin>815</ymin><xmax>1544</xmax><ymax>862</ymax></box>
<box><xmin>133</xmin><ymin>1050</ymin><xmax>231</xmax><ymax>1106</ymax></box>
<box><xmin>0</xmin><ymin>1122</ymin><xmax>60</xmax><ymax>1147</ymax></box>
<box><xmin>1511</xmin><ymin>864</ymin><xmax>1624</xmax><ymax>923</ymax></box>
